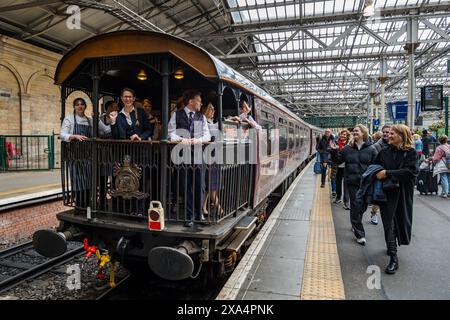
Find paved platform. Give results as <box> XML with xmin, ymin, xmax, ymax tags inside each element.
<box><xmin>0</xmin><ymin>170</ymin><xmax>61</xmax><ymax>200</ymax></box>
<box><xmin>218</xmin><ymin>162</ymin><xmax>450</xmax><ymax>300</ymax></box>
<box><xmin>217</xmin><ymin>162</ymin><xmax>345</xmax><ymax>300</ymax></box>
<box><xmin>333</xmin><ymin>188</ymin><xmax>450</xmax><ymax>300</ymax></box>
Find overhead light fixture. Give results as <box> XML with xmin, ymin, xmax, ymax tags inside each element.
<box><xmin>174</xmin><ymin>68</ymin><xmax>184</xmax><ymax>80</ymax></box>
<box><xmin>137</xmin><ymin>69</ymin><xmax>147</xmax><ymax>81</ymax></box>
<box><xmin>362</xmin><ymin>0</ymin><xmax>375</xmax><ymax>17</ymax></box>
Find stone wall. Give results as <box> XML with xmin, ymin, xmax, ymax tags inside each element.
<box><xmin>0</xmin><ymin>35</ymin><xmax>93</xmax><ymax>137</ymax></box>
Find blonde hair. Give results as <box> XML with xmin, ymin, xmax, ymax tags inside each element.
<box><xmin>349</xmin><ymin>124</ymin><xmax>369</xmax><ymax>147</ymax></box>
<box><xmin>143</xmin><ymin>99</ymin><xmax>151</xmax><ymax>108</ymax></box>
<box><xmin>391</xmin><ymin>124</ymin><xmax>413</xmax><ymax>150</ymax></box>
<box><xmin>372</xmin><ymin>131</ymin><xmax>382</xmax><ymax>141</ymax></box>
<box><xmin>413</xmin><ymin>134</ymin><xmax>421</xmax><ymax>140</ymax></box>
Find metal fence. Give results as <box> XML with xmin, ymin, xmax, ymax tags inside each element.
<box><xmin>61</xmin><ymin>140</ymin><xmax>253</xmax><ymax>224</ymax></box>
<box><xmin>0</xmin><ymin>135</ymin><xmax>56</xmax><ymax>172</ymax></box>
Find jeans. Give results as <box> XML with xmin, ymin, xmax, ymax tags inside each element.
<box><xmin>330</xmin><ymin>180</ymin><xmax>336</xmax><ymax>193</ymax></box>
<box><xmin>440</xmin><ymin>172</ymin><xmax>450</xmax><ymax>195</ymax></box>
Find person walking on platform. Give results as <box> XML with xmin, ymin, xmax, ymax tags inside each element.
<box><xmin>330</xmin><ymin>124</ymin><xmax>377</xmax><ymax>245</ymax></box>
<box><xmin>422</xmin><ymin>129</ymin><xmax>436</xmax><ymax>158</ymax></box>
<box><xmin>428</xmin><ymin>135</ymin><xmax>450</xmax><ymax>198</ymax></box>
<box><xmin>333</xmin><ymin>129</ymin><xmax>350</xmax><ymax>209</ymax></box>
<box><xmin>413</xmin><ymin>134</ymin><xmax>423</xmax><ymax>161</ymax></box>
<box><xmin>317</xmin><ymin>128</ymin><xmax>334</xmax><ymax>188</ymax></box>
<box><xmin>374</xmin><ymin>124</ymin><xmax>418</xmax><ymax>274</ymax></box>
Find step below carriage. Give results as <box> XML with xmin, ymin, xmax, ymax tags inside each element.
<box><xmin>33</xmin><ymin>31</ymin><xmax>322</xmax><ymax>281</ymax></box>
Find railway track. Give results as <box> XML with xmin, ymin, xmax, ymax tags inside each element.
<box><xmin>0</xmin><ymin>241</ymin><xmax>84</xmax><ymax>293</ymax></box>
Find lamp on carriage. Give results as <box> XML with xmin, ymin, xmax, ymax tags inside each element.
<box><xmin>174</xmin><ymin>68</ymin><xmax>184</xmax><ymax>80</ymax></box>
<box><xmin>137</xmin><ymin>69</ymin><xmax>147</xmax><ymax>81</ymax></box>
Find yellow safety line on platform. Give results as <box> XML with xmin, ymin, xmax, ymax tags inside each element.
<box><xmin>0</xmin><ymin>183</ymin><xmax>61</xmax><ymax>197</ymax></box>
<box><xmin>300</xmin><ymin>175</ymin><xmax>345</xmax><ymax>300</ymax></box>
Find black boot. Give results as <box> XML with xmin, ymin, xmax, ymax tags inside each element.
<box><xmin>385</xmin><ymin>254</ymin><xmax>399</xmax><ymax>274</ymax></box>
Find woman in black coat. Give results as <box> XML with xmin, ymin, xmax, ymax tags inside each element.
<box><xmin>374</xmin><ymin>124</ymin><xmax>418</xmax><ymax>274</ymax></box>
<box><xmin>330</xmin><ymin>124</ymin><xmax>377</xmax><ymax>245</ymax></box>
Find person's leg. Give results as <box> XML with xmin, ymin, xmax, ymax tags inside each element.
<box><xmin>343</xmin><ymin>177</ymin><xmax>350</xmax><ymax>209</ymax></box>
<box><xmin>193</xmin><ymin>165</ymin><xmax>205</xmax><ymax>220</ymax></box>
<box><xmin>370</xmin><ymin>204</ymin><xmax>379</xmax><ymax>224</ymax></box>
<box><xmin>335</xmin><ymin>168</ymin><xmax>344</xmax><ymax>202</ymax></box>
<box><xmin>330</xmin><ymin>179</ymin><xmax>336</xmax><ymax>194</ymax></box>
<box><xmin>347</xmin><ymin>184</ymin><xmax>366</xmax><ymax>240</ymax></box>
<box><xmin>440</xmin><ymin>172</ymin><xmax>449</xmax><ymax>196</ymax></box>
<box><xmin>183</xmin><ymin>167</ymin><xmax>193</xmax><ymax>222</ymax></box>
<box><xmin>320</xmin><ymin>162</ymin><xmax>327</xmax><ymax>187</ymax></box>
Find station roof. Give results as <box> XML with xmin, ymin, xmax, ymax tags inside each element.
<box><xmin>0</xmin><ymin>0</ymin><xmax>449</xmax><ymax>118</ymax></box>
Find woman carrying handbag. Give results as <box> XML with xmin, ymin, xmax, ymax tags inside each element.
<box><xmin>374</xmin><ymin>124</ymin><xmax>418</xmax><ymax>274</ymax></box>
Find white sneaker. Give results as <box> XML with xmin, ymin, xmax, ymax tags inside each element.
<box><xmin>356</xmin><ymin>237</ymin><xmax>366</xmax><ymax>246</ymax></box>
<box><xmin>370</xmin><ymin>214</ymin><xmax>379</xmax><ymax>225</ymax></box>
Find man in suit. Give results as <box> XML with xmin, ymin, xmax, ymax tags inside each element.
<box><xmin>168</xmin><ymin>89</ymin><xmax>211</xmax><ymax>227</ymax></box>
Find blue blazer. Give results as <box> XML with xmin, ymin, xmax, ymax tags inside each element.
<box><xmin>111</xmin><ymin>107</ymin><xmax>154</xmax><ymax>140</ymax></box>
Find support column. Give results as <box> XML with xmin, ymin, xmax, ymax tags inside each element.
<box><xmin>378</xmin><ymin>57</ymin><xmax>388</xmax><ymax>128</ymax></box>
<box><xmin>405</xmin><ymin>14</ymin><xmax>419</xmax><ymax>128</ymax></box>
<box><xmin>91</xmin><ymin>62</ymin><xmax>100</xmax><ymax>213</ymax></box>
<box><xmin>160</xmin><ymin>57</ymin><xmax>170</xmax><ymax>215</ymax></box>
<box><xmin>368</xmin><ymin>78</ymin><xmax>376</xmax><ymax>134</ymax></box>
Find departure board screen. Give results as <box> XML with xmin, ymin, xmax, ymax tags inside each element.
<box><xmin>421</xmin><ymin>85</ymin><xmax>443</xmax><ymax>111</ymax></box>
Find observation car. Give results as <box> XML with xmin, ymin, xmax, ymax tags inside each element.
<box><xmin>33</xmin><ymin>31</ymin><xmax>323</xmax><ymax>281</ymax></box>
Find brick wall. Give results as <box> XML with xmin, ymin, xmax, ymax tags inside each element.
<box><xmin>0</xmin><ymin>201</ymin><xmax>68</xmax><ymax>244</ymax></box>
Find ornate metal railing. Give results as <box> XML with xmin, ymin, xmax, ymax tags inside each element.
<box><xmin>61</xmin><ymin>139</ymin><xmax>253</xmax><ymax>224</ymax></box>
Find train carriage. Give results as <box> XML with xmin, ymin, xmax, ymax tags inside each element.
<box><xmin>33</xmin><ymin>31</ymin><xmax>321</xmax><ymax>281</ymax></box>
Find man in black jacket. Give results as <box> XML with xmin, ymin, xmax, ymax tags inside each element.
<box><xmin>316</xmin><ymin>128</ymin><xmax>334</xmax><ymax>188</ymax></box>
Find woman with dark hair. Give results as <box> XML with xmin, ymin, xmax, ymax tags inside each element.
<box><xmin>60</xmin><ymin>98</ymin><xmax>95</xmax><ymax>208</ymax></box>
<box><xmin>60</xmin><ymin>97</ymin><xmax>92</xmax><ymax>142</ymax></box>
<box><xmin>111</xmin><ymin>88</ymin><xmax>153</xmax><ymax>141</ymax></box>
<box><xmin>374</xmin><ymin>124</ymin><xmax>418</xmax><ymax>274</ymax></box>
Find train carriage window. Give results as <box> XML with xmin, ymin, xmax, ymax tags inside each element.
<box><xmin>279</xmin><ymin>118</ymin><xmax>288</xmax><ymax>152</ymax></box>
<box><xmin>288</xmin><ymin>127</ymin><xmax>294</xmax><ymax>149</ymax></box>
<box><xmin>261</xmin><ymin>120</ymin><xmax>274</xmax><ymax>156</ymax></box>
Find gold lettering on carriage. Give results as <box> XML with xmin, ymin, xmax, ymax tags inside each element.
<box><xmin>110</xmin><ymin>155</ymin><xmax>149</xmax><ymax>200</ymax></box>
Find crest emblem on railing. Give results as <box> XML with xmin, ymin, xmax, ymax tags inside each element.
<box><xmin>110</xmin><ymin>155</ymin><xmax>148</xmax><ymax>199</ymax></box>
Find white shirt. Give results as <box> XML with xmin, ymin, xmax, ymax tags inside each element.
<box><xmin>239</xmin><ymin>113</ymin><xmax>262</xmax><ymax>131</ymax></box>
<box><xmin>60</xmin><ymin>114</ymin><xmax>110</xmax><ymax>142</ymax></box>
<box><xmin>168</xmin><ymin>107</ymin><xmax>211</xmax><ymax>142</ymax></box>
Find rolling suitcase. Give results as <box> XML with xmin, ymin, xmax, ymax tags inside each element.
<box><xmin>313</xmin><ymin>153</ymin><xmax>322</xmax><ymax>174</ymax></box>
<box><xmin>416</xmin><ymin>164</ymin><xmax>438</xmax><ymax>195</ymax></box>
<box><xmin>314</xmin><ymin>161</ymin><xmax>322</xmax><ymax>174</ymax></box>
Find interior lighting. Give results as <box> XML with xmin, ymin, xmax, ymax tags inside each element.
<box><xmin>362</xmin><ymin>0</ymin><xmax>375</xmax><ymax>17</ymax></box>
<box><xmin>174</xmin><ymin>68</ymin><xmax>184</xmax><ymax>80</ymax></box>
<box><xmin>137</xmin><ymin>69</ymin><xmax>147</xmax><ymax>81</ymax></box>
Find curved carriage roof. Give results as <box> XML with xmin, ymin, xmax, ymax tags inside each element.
<box><xmin>55</xmin><ymin>30</ymin><xmax>311</xmax><ymax>128</ymax></box>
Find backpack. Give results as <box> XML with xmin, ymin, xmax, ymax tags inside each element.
<box><xmin>443</xmin><ymin>145</ymin><xmax>450</xmax><ymax>170</ymax></box>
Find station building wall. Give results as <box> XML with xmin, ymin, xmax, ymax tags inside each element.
<box><xmin>0</xmin><ymin>35</ymin><xmax>61</xmax><ymax>136</ymax></box>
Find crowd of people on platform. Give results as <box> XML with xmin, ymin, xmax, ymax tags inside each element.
<box><xmin>315</xmin><ymin>124</ymin><xmax>450</xmax><ymax>275</ymax></box>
